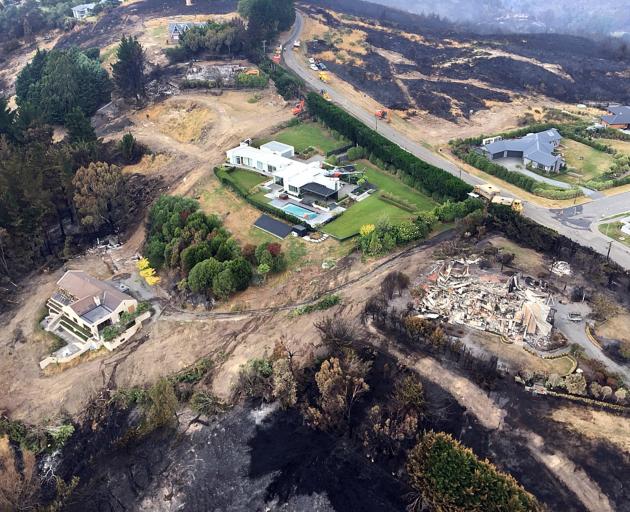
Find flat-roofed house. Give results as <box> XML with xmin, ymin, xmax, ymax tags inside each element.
<box><xmin>226</xmin><ymin>141</ymin><xmax>340</xmax><ymax>200</ymax></box>
<box><xmin>46</xmin><ymin>270</ymin><xmax>137</xmax><ymax>343</ymax></box>
<box><xmin>602</xmin><ymin>105</ymin><xmax>630</xmax><ymax>130</ymax></box>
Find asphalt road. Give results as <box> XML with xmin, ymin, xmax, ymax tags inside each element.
<box><xmin>281</xmin><ymin>13</ymin><xmax>630</xmax><ymax>270</ymax></box>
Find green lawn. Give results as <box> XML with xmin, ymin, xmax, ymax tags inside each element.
<box><xmin>599</xmin><ymin>222</ymin><xmax>630</xmax><ymax>248</ymax></box>
<box><xmin>324</xmin><ymin>195</ymin><xmax>415</xmax><ymax>239</ymax></box>
<box><xmin>224</xmin><ymin>168</ymin><xmax>268</xmax><ymax>192</ymax></box>
<box><xmin>561</xmin><ymin>139</ymin><xmax>615</xmax><ymax>183</ymax></box>
<box><xmin>358</xmin><ymin>161</ymin><xmax>437</xmax><ymax>210</ymax></box>
<box><xmin>323</xmin><ymin>161</ymin><xmax>437</xmax><ymax>239</ymax></box>
<box><xmin>265</xmin><ymin>122</ymin><xmax>345</xmax><ymax>154</ymax></box>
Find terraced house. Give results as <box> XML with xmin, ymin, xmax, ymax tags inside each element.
<box><xmin>46</xmin><ymin>270</ymin><xmax>137</xmax><ymax>343</ymax></box>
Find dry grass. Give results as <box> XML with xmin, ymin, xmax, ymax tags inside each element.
<box><xmin>122</xmin><ymin>153</ymin><xmax>173</xmax><ymax>175</ymax></box>
<box><xmin>465</xmin><ymin>330</ymin><xmax>574</xmax><ymax>375</ymax></box>
<box><xmin>143</xmin><ymin>100</ymin><xmax>215</xmax><ymax>143</ymax></box>
<box><xmin>550</xmin><ymin>406</ymin><xmax>630</xmax><ymax>453</ymax></box>
<box><xmin>603</xmin><ymin>139</ymin><xmax>630</xmax><ymax>155</ymax></box>
<box><xmin>488</xmin><ymin>236</ymin><xmax>547</xmax><ymax>276</ymax></box>
<box><xmin>597</xmin><ymin>313</ymin><xmax>630</xmax><ymax>345</ymax></box>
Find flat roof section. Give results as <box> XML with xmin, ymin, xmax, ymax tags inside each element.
<box><xmin>253</xmin><ymin>214</ymin><xmax>294</xmax><ymax>239</ymax></box>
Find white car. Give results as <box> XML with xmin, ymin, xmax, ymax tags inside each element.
<box><xmin>309</xmin><ymin>57</ymin><xmax>315</xmax><ymax>64</ymax></box>
<box><xmin>293</xmin><ymin>40</ymin><xmax>301</xmax><ymax>48</ymax></box>
<box><xmin>310</xmin><ymin>64</ymin><xmax>318</xmax><ymax>71</ymax></box>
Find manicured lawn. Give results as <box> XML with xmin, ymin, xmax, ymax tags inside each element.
<box><xmin>324</xmin><ymin>195</ymin><xmax>415</xmax><ymax>239</ymax></box>
<box><xmin>357</xmin><ymin>161</ymin><xmax>437</xmax><ymax>210</ymax></box>
<box><xmin>561</xmin><ymin>139</ymin><xmax>614</xmax><ymax>182</ymax></box>
<box><xmin>266</xmin><ymin>122</ymin><xmax>345</xmax><ymax>154</ymax></box>
<box><xmin>224</xmin><ymin>168</ymin><xmax>268</xmax><ymax>192</ymax></box>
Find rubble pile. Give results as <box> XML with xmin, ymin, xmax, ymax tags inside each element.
<box><xmin>185</xmin><ymin>64</ymin><xmax>248</xmax><ymax>87</ymax></box>
<box><xmin>416</xmin><ymin>258</ymin><xmax>557</xmax><ymax>350</ymax></box>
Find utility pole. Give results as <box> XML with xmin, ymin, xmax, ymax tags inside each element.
<box><xmin>261</xmin><ymin>39</ymin><xmax>267</xmax><ymax>55</ymax></box>
<box><xmin>606</xmin><ymin>240</ymin><xmax>613</xmax><ymax>261</ymax></box>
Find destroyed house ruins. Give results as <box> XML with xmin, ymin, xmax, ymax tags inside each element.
<box><xmin>416</xmin><ymin>259</ymin><xmax>556</xmax><ymax>350</ymax></box>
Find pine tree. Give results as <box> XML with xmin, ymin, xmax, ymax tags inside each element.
<box><xmin>112</xmin><ymin>36</ymin><xmax>147</xmax><ymax>102</ymax></box>
<box><xmin>65</xmin><ymin>107</ymin><xmax>96</xmax><ymax>143</ymax></box>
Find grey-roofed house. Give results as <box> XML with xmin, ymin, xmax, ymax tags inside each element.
<box><xmin>602</xmin><ymin>105</ymin><xmax>630</xmax><ymax>130</ymax></box>
<box><xmin>481</xmin><ymin>128</ymin><xmax>564</xmax><ymax>172</ymax></box>
<box><xmin>45</xmin><ymin>270</ymin><xmax>138</xmax><ymax>343</ymax></box>
<box><xmin>260</xmin><ymin>141</ymin><xmax>295</xmax><ymax>158</ymax></box>
<box><xmin>71</xmin><ymin>2</ymin><xmax>97</xmax><ymax>19</ymax></box>
<box><xmin>168</xmin><ymin>21</ymin><xmax>206</xmax><ymax>42</ymax></box>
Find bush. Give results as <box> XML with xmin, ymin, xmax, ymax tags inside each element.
<box><xmin>291</xmin><ymin>294</ymin><xmax>341</xmax><ymax>316</ymax></box>
<box><xmin>235</xmin><ymin>71</ymin><xmax>269</xmax><ymax>88</ymax></box>
<box><xmin>346</xmin><ymin>145</ymin><xmax>367</xmax><ymax>161</ymax></box>
<box><xmin>407</xmin><ymin>431</ymin><xmax>541</xmax><ymax>512</ymax></box>
<box><xmin>232</xmin><ymin>358</ymin><xmax>274</xmax><ymax>401</ymax></box>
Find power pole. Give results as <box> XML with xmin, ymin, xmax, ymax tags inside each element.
<box><xmin>261</xmin><ymin>39</ymin><xmax>267</xmax><ymax>55</ymax></box>
<box><xmin>606</xmin><ymin>240</ymin><xmax>613</xmax><ymax>261</ymax></box>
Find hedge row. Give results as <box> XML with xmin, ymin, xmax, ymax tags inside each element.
<box><xmin>379</xmin><ymin>192</ymin><xmax>417</xmax><ymax>212</ymax></box>
<box><xmin>214</xmin><ymin>167</ymin><xmax>306</xmax><ymax>227</ymax></box>
<box><xmin>452</xmin><ymin>143</ymin><xmax>582</xmax><ymax>198</ymax></box>
<box><xmin>585</xmin><ymin>174</ymin><xmax>630</xmax><ymax>191</ymax></box>
<box><xmin>306</xmin><ymin>93</ymin><xmax>472</xmax><ymax>202</ymax></box>
<box><xmin>260</xmin><ymin>58</ymin><xmax>303</xmax><ymax>100</ymax></box>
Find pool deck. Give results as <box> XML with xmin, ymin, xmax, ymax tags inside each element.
<box><xmin>269</xmin><ymin>197</ymin><xmax>338</xmax><ymax>227</ymax></box>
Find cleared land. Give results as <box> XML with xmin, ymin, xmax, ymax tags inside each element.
<box><xmin>603</xmin><ymin>139</ymin><xmax>630</xmax><ymax>155</ymax></box>
<box><xmin>262</xmin><ymin>121</ymin><xmax>346</xmax><ymax>153</ymax></box>
<box><xmin>561</xmin><ymin>139</ymin><xmax>615</xmax><ymax>183</ymax></box>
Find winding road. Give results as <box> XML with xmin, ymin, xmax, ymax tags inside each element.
<box><xmin>281</xmin><ymin>12</ymin><xmax>630</xmax><ymax>270</ymax></box>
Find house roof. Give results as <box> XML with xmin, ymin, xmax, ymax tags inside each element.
<box><xmin>253</xmin><ymin>214</ymin><xmax>293</xmax><ymax>239</ymax></box>
<box><xmin>72</xmin><ymin>3</ymin><xmax>96</xmax><ymax>12</ymax></box>
<box><xmin>227</xmin><ymin>144</ymin><xmax>293</xmax><ymax>170</ymax></box>
<box><xmin>483</xmin><ymin>129</ymin><xmax>562</xmax><ymax>168</ymax></box>
<box><xmin>300</xmin><ymin>182</ymin><xmax>337</xmax><ymax>198</ymax></box>
<box><xmin>56</xmin><ymin>270</ymin><xmax>134</xmax><ymax>324</ymax></box>
<box><xmin>167</xmin><ymin>21</ymin><xmax>205</xmax><ymax>36</ymax></box>
<box><xmin>602</xmin><ymin>105</ymin><xmax>630</xmax><ymax>125</ymax></box>
<box><xmin>261</xmin><ymin>141</ymin><xmax>294</xmax><ymax>155</ymax></box>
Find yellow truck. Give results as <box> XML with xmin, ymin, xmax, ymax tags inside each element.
<box><xmin>319</xmin><ymin>71</ymin><xmax>331</xmax><ymax>83</ymax></box>
<box><xmin>473</xmin><ymin>184</ymin><xmax>523</xmax><ymax>213</ymax></box>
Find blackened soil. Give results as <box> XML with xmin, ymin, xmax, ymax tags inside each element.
<box><xmin>64</xmin><ymin>406</ymin><xmax>409</xmax><ymax>512</ymax></box>
<box><xmin>55</xmin><ymin>0</ymin><xmax>238</xmax><ymax>50</ymax></box>
<box><xmin>304</xmin><ymin>2</ymin><xmax>630</xmax><ymax>119</ymax></box>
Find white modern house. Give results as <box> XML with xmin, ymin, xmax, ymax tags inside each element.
<box><xmin>71</xmin><ymin>2</ymin><xmax>97</xmax><ymax>19</ymax></box>
<box><xmin>46</xmin><ymin>270</ymin><xmax>138</xmax><ymax>343</ymax></box>
<box><xmin>226</xmin><ymin>141</ymin><xmax>342</xmax><ymax>201</ymax></box>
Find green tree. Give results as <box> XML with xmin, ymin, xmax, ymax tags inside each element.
<box><xmin>257</xmin><ymin>262</ymin><xmax>270</xmax><ymax>282</ymax></box>
<box><xmin>65</xmin><ymin>107</ymin><xmax>96</xmax><ymax>143</ymax></box>
<box><xmin>72</xmin><ymin>161</ymin><xmax>128</xmax><ymax>232</ymax></box>
<box><xmin>188</xmin><ymin>257</ymin><xmax>223</xmax><ymax>293</ymax></box>
<box><xmin>180</xmin><ymin>242</ymin><xmax>212</xmax><ymax>274</ymax></box>
<box><xmin>228</xmin><ymin>257</ymin><xmax>253</xmax><ymax>291</ymax></box>
<box><xmin>212</xmin><ymin>268</ymin><xmax>236</xmax><ymax>299</ymax></box>
<box><xmin>118</xmin><ymin>132</ymin><xmax>144</xmax><ymax>163</ymax></box>
<box><xmin>142</xmin><ymin>378</ymin><xmax>178</xmax><ymax>434</ymax></box>
<box><xmin>407</xmin><ymin>431</ymin><xmax>541</xmax><ymax>512</ymax></box>
<box><xmin>112</xmin><ymin>35</ymin><xmax>147</xmax><ymax>101</ymax></box>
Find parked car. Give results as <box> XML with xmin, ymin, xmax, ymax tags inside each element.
<box><xmin>317</xmin><ymin>62</ymin><xmax>327</xmax><ymax>70</ymax></box>
<box><xmin>293</xmin><ymin>40</ymin><xmax>301</xmax><ymax>48</ymax></box>
<box><xmin>310</xmin><ymin>64</ymin><xmax>319</xmax><ymax>71</ymax></box>
<box><xmin>308</xmin><ymin>57</ymin><xmax>315</xmax><ymax>64</ymax></box>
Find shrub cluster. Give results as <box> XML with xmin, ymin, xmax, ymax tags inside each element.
<box><xmin>291</xmin><ymin>294</ymin><xmax>341</xmax><ymax>316</ymax></box>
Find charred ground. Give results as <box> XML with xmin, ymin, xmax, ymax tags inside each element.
<box><xmin>302</xmin><ymin>1</ymin><xmax>630</xmax><ymax>120</ymax></box>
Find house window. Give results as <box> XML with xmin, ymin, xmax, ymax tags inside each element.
<box><xmin>268</xmin><ymin>165</ymin><xmax>277</xmax><ymax>173</ymax></box>
<box><xmin>235</xmin><ymin>156</ymin><xmax>242</xmax><ymax>165</ymax></box>
<box><xmin>257</xmin><ymin>161</ymin><xmax>264</xmax><ymax>170</ymax></box>
<box><xmin>289</xmin><ymin>185</ymin><xmax>299</xmax><ymax>194</ymax></box>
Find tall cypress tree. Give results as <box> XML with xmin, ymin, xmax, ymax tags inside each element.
<box><xmin>112</xmin><ymin>36</ymin><xmax>147</xmax><ymax>102</ymax></box>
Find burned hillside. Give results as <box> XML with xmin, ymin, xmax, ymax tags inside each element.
<box><xmin>302</xmin><ymin>2</ymin><xmax>630</xmax><ymax>120</ymax></box>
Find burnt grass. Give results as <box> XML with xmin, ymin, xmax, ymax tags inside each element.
<box><xmin>55</xmin><ymin>0</ymin><xmax>238</xmax><ymax>50</ymax></box>
<box><xmin>51</xmin><ymin>343</ymin><xmax>630</xmax><ymax>512</ymax></box>
<box><xmin>304</xmin><ymin>2</ymin><xmax>630</xmax><ymax>119</ymax></box>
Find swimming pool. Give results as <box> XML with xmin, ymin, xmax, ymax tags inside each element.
<box><xmin>282</xmin><ymin>203</ymin><xmax>318</xmax><ymax>220</ymax></box>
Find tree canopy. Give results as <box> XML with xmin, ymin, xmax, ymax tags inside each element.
<box><xmin>112</xmin><ymin>36</ymin><xmax>147</xmax><ymax>101</ymax></box>
<box><xmin>16</xmin><ymin>47</ymin><xmax>111</xmax><ymax>125</ymax></box>
<box><xmin>407</xmin><ymin>431</ymin><xmax>541</xmax><ymax>512</ymax></box>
